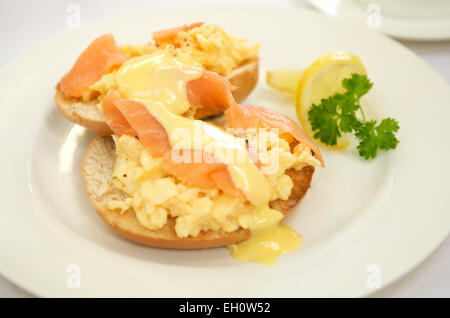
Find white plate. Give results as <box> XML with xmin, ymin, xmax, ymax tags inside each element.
<box><xmin>0</xmin><ymin>3</ymin><xmax>449</xmax><ymax>297</ymax></box>
<box><xmin>308</xmin><ymin>0</ymin><xmax>450</xmax><ymax>41</ymax></box>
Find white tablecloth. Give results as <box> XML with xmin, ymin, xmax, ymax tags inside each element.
<box><xmin>0</xmin><ymin>0</ymin><xmax>449</xmax><ymax>298</ymax></box>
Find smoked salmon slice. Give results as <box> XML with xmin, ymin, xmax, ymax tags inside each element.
<box><xmin>59</xmin><ymin>34</ymin><xmax>126</xmax><ymax>98</ymax></box>
<box><xmin>186</xmin><ymin>70</ymin><xmax>236</xmax><ymax>119</ymax></box>
<box><xmin>102</xmin><ymin>91</ymin><xmax>170</xmax><ymax>157</ymax></box>
<box><xmin>226</xmin><ymin>104</ymin><xmax>324</xmax><ymax>166</ymax></box>
<box><xmin>102</xmin><ymin>92</ymin><xmax>244</xmax><ymax>198</ymax></box>
<box><xmin>102</xmin><ymin>70</ymin><xmax>237</xmax><ymax>136</ymax></box>
<box><xmin>152</xmin><ymin>22</ymin><xmax>203</xmax><ymax>43</ymax></box>
<box><xmin>161</xmin><ymin>150</ymin><xmax>244</xmax><ymax>199</ymax></box>
<box><xmin>102</xmin><ymin>91</ymin><xmax>136</xmax><ymax>137</ymax></box>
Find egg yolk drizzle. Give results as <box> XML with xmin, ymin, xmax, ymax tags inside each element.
<box><xmin>114</xmin><ymin>51</ymin><xmax>302</xmax><ymax>265</ymax></box>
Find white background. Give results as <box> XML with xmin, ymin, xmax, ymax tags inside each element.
<box><xmin>0</xmin><ymin>0</ymin><xmax>449</xmax><ymax>297</ymax></box>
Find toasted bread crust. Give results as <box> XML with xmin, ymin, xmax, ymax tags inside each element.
<box><xmin>227</xmin><ymin>59</ymin><xmax>259</xmax><ymax>102</ymax></box>
<box><xmin>55</xmin><ymin>88</ymin><xmax>113</xmax><ymax>135</ymax></box>
<box><xmin>56</xmin><ymin>59</ymin><xmax>259</xmax><ymax>136</ymax></box>
<box><xmin>82</xmin><ymin>136</ymin><xmax>314</xmax><ymax>249</ymax></box>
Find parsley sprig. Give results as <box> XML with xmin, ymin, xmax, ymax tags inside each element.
<box><xmin>308</xmin><ymin>74</ymin><xmax>399</xmax><ymax>159</ymax></box>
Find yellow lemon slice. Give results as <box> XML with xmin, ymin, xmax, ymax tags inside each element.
<box><xmin>266</xmin><ymin>69</ymin><xmax>303</xmax><ymax>94</ymax></box>
<box><xmin>296</xmin><ymin>52</ymin><xmax>367</xmax><ymax>149</ymax></box>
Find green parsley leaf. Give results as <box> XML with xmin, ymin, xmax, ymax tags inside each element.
<box><xmin>342</xmin><ymin>73</ymin><xmax>373</xmax><ymax>100</ymax></box>
<box><xmin>375</xmin><ymin>118</ymin><xmax>400</xmax><ymax>150</ymax></box>
<box><xmin>307</xmin><ymin>74</ymin><xmax>399</xmax><ymax>159</ymax></box>
<box><xmin>355</xmin><ymin>120</ymin><xmax>379</xmax><ymax>159</ymax></box>
<box><xmin>309</xmin><ymin>94</ymin><xmax>341</xmax><ymax>145</ymax></box>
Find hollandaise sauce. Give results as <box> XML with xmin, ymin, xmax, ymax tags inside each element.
<box><xmin>229</xmin><ymin>207</ymin><xmax>302</xmax><ymax>265</ymax></box>
<box><xmin>114</xmin><ymin>51</ymin><xmax>302</xmax><ymax>265</ymax></box>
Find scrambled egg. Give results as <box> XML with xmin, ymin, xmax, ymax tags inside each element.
<box><xmin>83</xmin><ymin>23</ymin><xmax>259</xmax><ymax>102</ymax></box>
<box><xmin>108</xmin><ymin>133</ymin><xmax>320</xmax><ymax>238</ymax></box>
<box><xmin>157</xmin><ymin>23</ymin><xmax>259</xmax><ymax>76</ymax></box>
<box><xmin>87</xmin><ymin>71</ymin><xmax>118</xmax><ymax>102</ymax></box>
<box><xmin>120</xmin><ymin>43</ymin><xmax>156</xmax><ymax>59</ymax></box>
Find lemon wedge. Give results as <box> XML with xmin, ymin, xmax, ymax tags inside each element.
<box><xmin>266</xmin><ymin>69</ymin><xmax>303</xmax><ymax>94</ymax></box>
<box><xmin>296</xmin><ymin>52</ymin><xmax>367</xmax><ymax>149</ymax></box>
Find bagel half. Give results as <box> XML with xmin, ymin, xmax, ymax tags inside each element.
<box><xmin>82</xmin><ymin>135</ymin><xmax>314</xmax><ymax>249</ymax></box>
<box><xmin>56</xmin><ymin>59</ymin><xmax>259</xmax><ymax>136</ymax></box>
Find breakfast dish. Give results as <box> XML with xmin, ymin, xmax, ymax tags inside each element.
<box><xmin>53</xmin><ymin>22</ymin><xmax>325</xmax><ymax>265</ymax></box>
<box><xmin>55</xmin><ymin>23</ymin><xmax>259</xmax><ymax>135</ymax></box>
<box><xmin>1</xmin><ymin>4</ymin><xmax>450</xmax><ymax>297</ymax></box>
<box><xmin>57</xmin><ymin>28</ymin><xmax>325</xmax><ymax>264</ymax></box>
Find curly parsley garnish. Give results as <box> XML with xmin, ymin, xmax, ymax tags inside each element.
<box><xmin>308</xmin><ymin>74</ymin><xmax>399</xmax><ymax>159</ymax></box>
